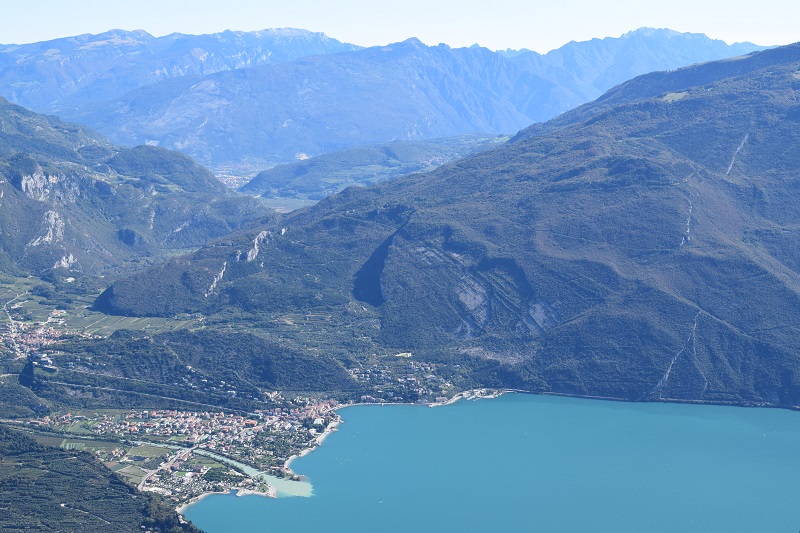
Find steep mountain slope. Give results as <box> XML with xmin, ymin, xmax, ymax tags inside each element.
<box><xmin>96</xmin><ymin>43</ymin><xmax>800</xmax><ymax>407</ymax></box>
<box><xmin>0</xmin><ymin>28</ymin><xmax>358</xmax><ymax>115</ymax></box>
<box><xmin>0</xmin><ymin>97</ymin><xmax>271</xmax><ymax>277</ymax></box>
<box><xmin>59</xmin><ymin>30</ymin><xmax>762</xmax><ymax>166</ymax></box>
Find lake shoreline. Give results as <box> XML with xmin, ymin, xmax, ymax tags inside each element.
<box><xmin>179</xmin><ymin>387</ymin><xmax>791</xmax><ymax>517</ymax></box>
<box><xmin>178</xmin><ymin>412</ymin><xmax>344</xmax><ymax>515</ymax></box>
<box><xmin>178</xmin><ymin>387</ymin><xmax>506</xmax><ymax>515</ymax></box>
<box><xmin>283</xmin><ymin>387</ymin><xmax>506</xmax><ymax>475</ymax></box>
<box><xmin>285</xmin><ymin>416</ymin><xmax>342</xmax><ymax>476</ymax></box>
<box><xmin>182</xmin><ymin>393</ymin><xmax>800</xmax><ymax>532</ymax></box>
<box><xmin>177</xmin><ymin>487</ymin><xmax>275</xmax><ymax>514</ymax></box>
<box><xmin>176</xmin><ymin>490</ymin><xmax>227</xmax><ymax>515</ymax></box>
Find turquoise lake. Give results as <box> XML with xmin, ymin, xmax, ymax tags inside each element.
<box><xmin>183</xmin><ymin>394</ymin><xmax>800</xmax><ymax>532</ymax></box>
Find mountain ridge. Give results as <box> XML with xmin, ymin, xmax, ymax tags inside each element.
<box><xmin>95</xmin><ymin>43</ymin><xmax>800</xmax><ymax>407</ymax></box>
<box><xmin>1</xmin><ymin>28</ymin><xmax>765</xmax><ymax>166</ymax></box>
<box><xmin>0</xmin><ymin>28</ymin><xmax>359</xmax><ymax>115</ymax></box>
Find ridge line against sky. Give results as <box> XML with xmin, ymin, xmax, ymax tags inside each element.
<box><xmin>2</xmin><ymin>0</ymin><xmax>798</xmax><ymax>52</ymax></box>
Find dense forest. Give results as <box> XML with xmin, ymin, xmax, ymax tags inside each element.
<box><xmin>0</xmin><ymin>425</ymin><xmax>201</xmax><ymax>532</ymax></box>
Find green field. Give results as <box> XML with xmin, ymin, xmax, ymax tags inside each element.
<box><xmin>116</xmin><ymin>464</ymin><xmax>147</xmax><ymax>485</ymax></box>
<box><xmin>28</xmin><ymin>433</ymin><xmax>124</xmax><ymax>455</ymax></box>
<box><xmin>129</xmin><ymin>445</ymin><xmax>172</xmax><ymax>458</ymax></box>
<box><xmin>62</xmin><ymin>313</ymin><xmax>198</xmax><ymax>336</ymax></box>
<box><xmin>0</xmin><ymin>275</ymin><xmax>199</xmax><ymax>335</ymax></box>
<box><xmin>30</xmin><ymin>435</ymin><xmax>65</xmax><ymax>447</ymax></box>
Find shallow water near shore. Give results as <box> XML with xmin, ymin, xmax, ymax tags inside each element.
<box><xmin>183</xmin><ymin>393</ymin><xmax>800</xmax><ymax>532</ymax></box>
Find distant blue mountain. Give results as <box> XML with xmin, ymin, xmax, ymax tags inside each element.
<box><xmin>508</xmin><ymin>28</ymin><xmax>766</xmax><ymax>119</ymax></box>
<box><xmin>0</xmin><ymin>28</ymin><xmax>765</xmax><ymax>166</ymax></box>
<box><xmin>0</xmin><ymin>28</ymin><xmax>360</xmax><ymax>114</ymax></box>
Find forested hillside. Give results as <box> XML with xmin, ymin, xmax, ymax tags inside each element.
<box><xmin>0</xmin><ymin>425</ymin><xmax>200</xmax><ymax>532</ymax></box>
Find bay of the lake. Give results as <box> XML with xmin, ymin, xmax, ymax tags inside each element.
<box><xmin>183</xmin><ymin>394</ymin><xmax>800</xmax><ymax>532</ymax></box>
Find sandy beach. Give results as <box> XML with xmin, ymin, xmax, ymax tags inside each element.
<box><xmin>236</xmin><ymin>487</ymin><xmax>277</xmax><ymax>498</ymax></box>
<box><xmin>177</xmin><ymin>485</ymin><xmax>276</xmax><ymax>514</ymax></box>
<box><xmin>315</xmin><ymin>419</ymin><xmax>340</xmax><ymax>445</ymax></box>
<box><xmin>176</xmin><ymin>490</ymin><xmax>227</xmax><ymax>514</ymax></box>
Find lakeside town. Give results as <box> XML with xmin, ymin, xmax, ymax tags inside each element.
<box><xmin>0</xmin><ymin>287</ymin><xmax>502</xmax><ymax>506</ymax></box>
<box><xmin>9</xmin><ymin>387</ymin><xmax>504</xmax><ymax>505</ymax></box>
<box><xmin>11</xmin><ymin>395</ymin><xmax>339</xmax><ymax>503</ymax></box>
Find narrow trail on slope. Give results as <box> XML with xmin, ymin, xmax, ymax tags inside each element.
<box><xmin>726</xmin><ymin>132</ymin><xmax>749</xmax><ymax>176</ymax></box>
<box><xmin>649</xmin><ymin>311</ymin><xmax>702</xmax><ymax>399</ymax></box>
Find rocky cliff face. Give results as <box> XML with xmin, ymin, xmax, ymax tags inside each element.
<box><xmin>0</xmin><ymin>97</ymin><xmax>273</xmax><ymax>277</ymax></box>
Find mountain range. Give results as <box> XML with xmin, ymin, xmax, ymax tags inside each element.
<box><xmin>8</xmin><ymin>23</ymin><xmax>795</xmax><ymax>533</ymax></box>
<box><xmin>0</xmin><ymin>28</ymin><xmax>358</xmax><ymax>115</ymax></box>
<box><xmin>0</xmin><ymin>96</ymin><xmax>271</xmax><ymax>278</ymax></box>
<box><xmin>96</xmin><ymin>42</ymin><xmax>800</xmax><ymax>407</ymax></box>
<box><xmin>0</xmin><ymin>28</ymin><xmax>764</xmax><ymax>166</ymax></box>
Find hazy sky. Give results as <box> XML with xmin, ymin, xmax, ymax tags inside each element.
<box><xmin>2</xmin><ymin>0</ymin><xmax>798</xmax><ymax>52</ymax></box>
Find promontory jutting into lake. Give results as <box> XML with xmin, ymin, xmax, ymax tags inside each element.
<box><xmin>184</xmin><ymin>394</ymin><xmax>800</xmax><ymax>533</ymax></box>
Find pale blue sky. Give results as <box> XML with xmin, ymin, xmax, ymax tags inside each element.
<box><xmin>2</xmin><ymin>0</ymin><xmax>798</xmax><ymax>52</ymax></box>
